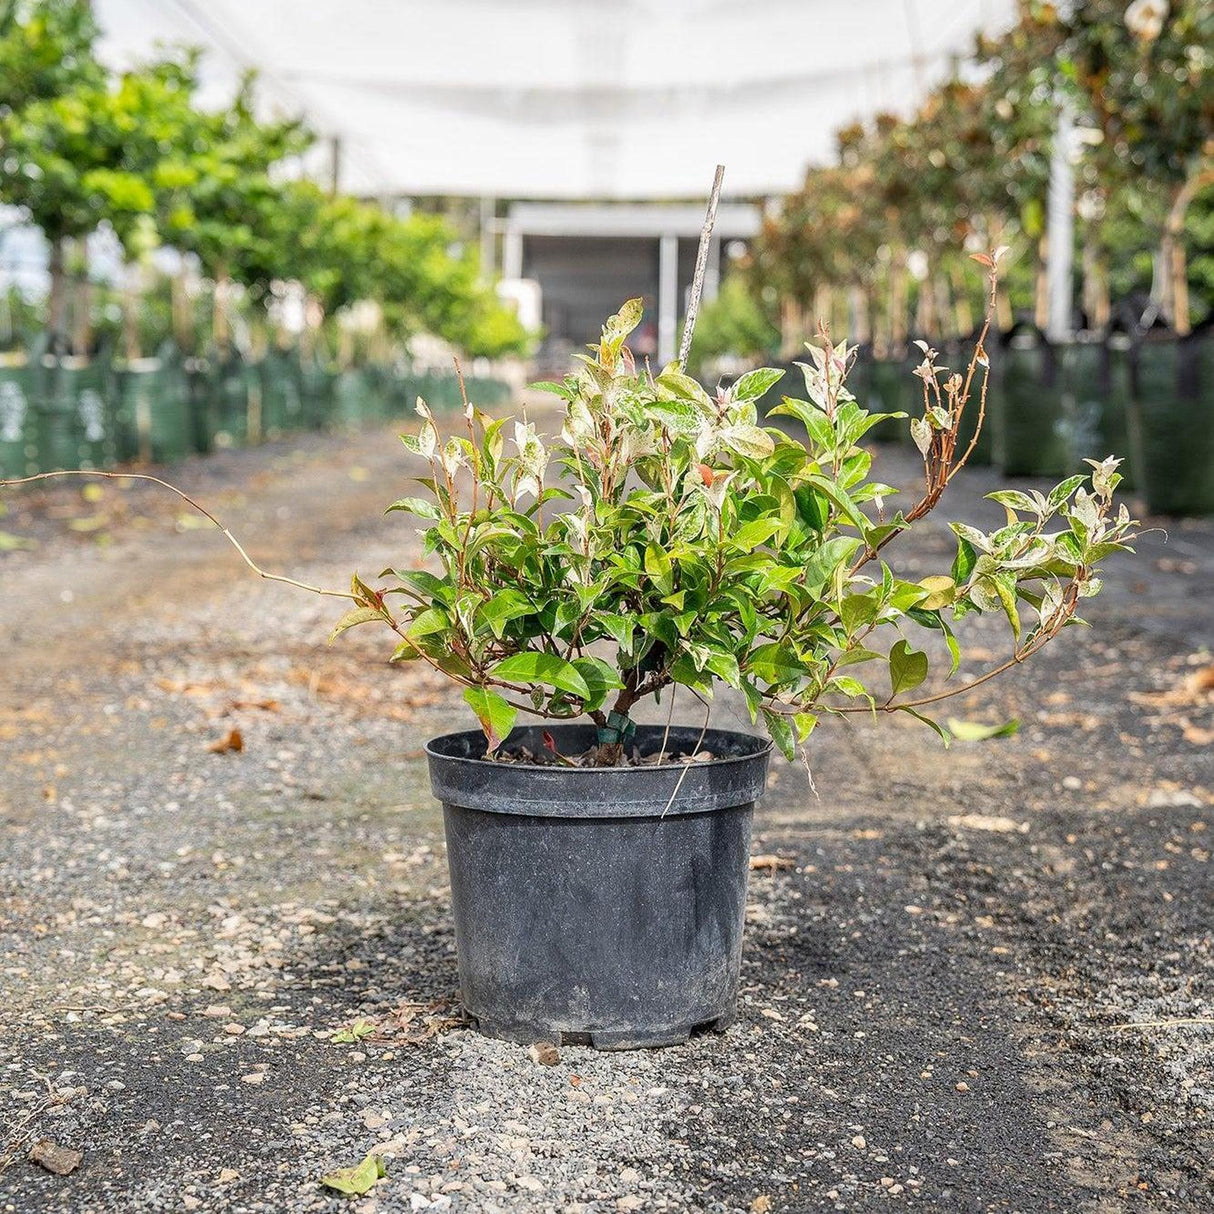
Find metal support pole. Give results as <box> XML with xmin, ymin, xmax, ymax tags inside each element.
<box><xmin>503</xmin><ymin>226</ymin><xmax>524</xmax><ymax>281</ymax></box>
<box><xmin>479</xmin><ymin>197</ymin><xmax>495</xmax><ymax>281</ymax></box>
<box><xmin>658</xmin><ymin>233</ymin><xmax>679</xmax><ymax>367</ymax></box>
<box><xmin>1045</xmin><ymin>97</ymin><xmax>1075</xmax><ymax>343</ymax></box>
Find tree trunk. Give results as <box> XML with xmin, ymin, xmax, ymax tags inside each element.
<box><xmin>950</xmin><ymin>267</ymin><xmax>974</xmax><ymax>336</ymax></box>
<box><xmin>848</xmin><ymin>284</ymin><xmax>870</xmax><ymax>345</ymax></box>
<box><xmin>48</xmin><ymin>238</ymin><xmax>67</xmax><ymax>346</ymax></box>
<box><xmin>779</xmin><ymin>296</ymin><xmax>803</xmax><ymax>357</ymax></box>
<box><xmin>1034</xmin><ymin>234</ymin><xmax>1049</xmax><ymax>331</ymax></box>
<box><xmin>1081</xmin><ymin>228</ymin><xmax>1110</xmax><ymax>332</ymax></box>
<box><xmin>813</xmin><ymin>283</ymin><xmax>833</xmax><ymax>339</ymax></box>
<box><xmin>213</xmin><ymin>266</ymin><xmax>230</xmax><ymax>348</ymax></box>
<box><xmin>933</xmin><ymin>274</ymin><xmax>953</xmax><ymax>340</ymax></box>
<box><xmin>890</xmin><ymin>256</ymin><xmax>908</xmax><ymax>350</ymax></box>
<box><xmin>171</xmin><ymin>271</ymin><xmax>190</xmax><ymax>350</ymax></box>
<box><xmin>1160</xmin><ymin>170</ymin><xmax>1213</xmax><ymax>337</ymax></box>
<box><xmin>1171</xmin><ymin>238</ymin><xmax>1190</xmax><ymax>337</ymax></box>
<box><xmin>123</xmin><ymin>266</ymin><xmax>141</xmax><ymax>361</ymax></box>
<box><xmin>73</xmin><ymin>254</ymin><xmax>92</xmax><ymax>356</ymax></box>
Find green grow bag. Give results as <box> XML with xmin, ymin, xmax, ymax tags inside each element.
<box><xmin>114</xmin><ymin>358</ymin><xmax>192</xmax><ymax>464</ymax></box>
<box><xmin>0</xmin><ymin>364</ymin><xmax>37</xmax><ymax>477</ymax></box>
<box><xmin>1129</xmin><ymin>335</ymin><xmax>1214</xmax><ymax>516</ymax></box>
<box><xmin>994</xmin><ymin>333</ymin><xmax>1070</xmax><ymax>479</ymax></box>
<box><xmin>210</xmin><ymin>352</ymin><xmax>252</xmax><ymax>447</ymax></box>
<box><xmin>465</xmin><ymin>376</ymin><xmax>512</xmax><ymax>409</ymax></box>
<box><xmin>334</xmin><ymin>368</ymin><xmax>375</xmax><ymax>427</ymax></box>
<box><xmin>1060</xmin><ymin>341</ymin><xmax>1135</xmax><ymax>490</ymax></box>
<box><xmin>301</xmin><ymin>360</ymin><xmax>337</xmax><ymax>430</ymax></box>
<box><xmin>865</xmin><ymin>356</ymin><xmax>913</xmax><ymax>445</ymax></box>
<box><xmin>259</xmin><ymin>349</ymin><xmax>305</xmax><ymax>437</ymax></box>
<box><xmin>35</xmin><ymin>358</ymin><xmax>116</xmax><ymax>472</ymax></box>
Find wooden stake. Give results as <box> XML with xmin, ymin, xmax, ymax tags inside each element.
<box><xmin>677</xmin><ymin>164</ymin><xmax>725</xmax><ymax>370</ymax></box>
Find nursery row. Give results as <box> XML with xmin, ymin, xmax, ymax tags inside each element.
<box><xmin>772</xmin><ymin>331</ymin><xmax>1213</xmax><ymax>518</ymax></box>
<box><xmin>0</xmin><ymin>343</ymin><xmax>511</xmax><ymax>476</ymax></box>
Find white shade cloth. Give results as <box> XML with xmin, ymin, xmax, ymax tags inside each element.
<box><xmin>94</xmin><ymin>0</ymin><xmax>1015</xmax><ymax>200</ymax></box>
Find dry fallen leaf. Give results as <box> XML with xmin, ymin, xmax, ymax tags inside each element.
<box><xmin>207</xmin><ymin>728</ymin><xmax>243</xmax><ymax>754</ymax></box>
<box><xmin>948</xmin><ymin>813</ymin><xmax>1028</xmax><ymax>834</ymax></box>
<box><xmin>29</xmin><ymin>1140</ymin><xmax>82</xmax><ymax>1176</ymax></box>
<box><xmin>1180</xmin><ymin>719</ymin><xmax>1214</xmax><ymax>747</ymax></box>
<box><xmin>749</xmin><ymin>854</ymin><xmax>794</xmax><ymax>872</ymax></box>
<box><xmin>528</xmin><ymin>1040</ymin><xmax>560</xmax><ymax>1066</ymax></box>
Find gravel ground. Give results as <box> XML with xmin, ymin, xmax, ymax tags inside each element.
<box><xmin>0</xmin><ymin>419</ymin><xmax>1211</xmax><ymax>1213</ymax></box>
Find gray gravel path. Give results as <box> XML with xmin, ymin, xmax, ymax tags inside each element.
<box><xmin>1</xmin><ymin>423</ymin><xmax>1211</xmax><ymax>1213</ymax></box>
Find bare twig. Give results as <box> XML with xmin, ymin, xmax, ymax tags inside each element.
<box><xmin>1105</xmin><ymin>1017</ymin><xmax>1214</xmax><ymax>1033</ymax></box>
<box><xmin>677</xmin><ymin>164</ymin><xmax>725</xmax><ymax>370</ymax></box>
<box><xmin>659</xmin><ymin>690</ymin><xmax>713</xmax><ymax>820</ymax></box>
<box><xmin>0</xmin><ymin>470</ymin><xmax>354</xmax><ymax>601</ymax></box>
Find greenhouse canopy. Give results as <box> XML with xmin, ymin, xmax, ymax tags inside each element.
<box><xmin>94</xmin><ymin>0</ymin><xmax>1015</xmax><ymax>199</ymax></box>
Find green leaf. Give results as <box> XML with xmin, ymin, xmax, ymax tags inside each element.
<box><xmin>1046</xmin><ymin>475</ymin><xmax>1086</xmax><ymax>512</ymax></box>
<box><xmin>951</xmin><ymin>538</ymin><xmax>978</xmax><ymax>584</ymax></box>
<box><xmin>917</xmin><ymin>575</ymin><xmax>957</xmax><ymax>611</ymax></box>
<box><xmin>329</xmin><ymin>1017</ymin><xmax>376</xmax><ymax>1044</ymax></box>
<box><xmin>644</xmin><ymin>542</ymin><xmax>675</xmax><ymax>595</ymax></box>
<box><xmin>720</xmin><ymin>424</ymin><xmax>776</xmax><ymax>458</ymax></box>
<box><xmin>320</xmin><ymin>1154</ymin><xmax>387</xmax><ymax>1196</ymax></box>
<box><xmin>463</xmin><ymin>687</ymin><xmax>518</xmax><ymax>750</ymax></box>
<box><xmin>656</xmin><ymin>366</ymin><xmax>713</xmax><ymax>409</ymax></box>
<box><xmin>993</xmin><ymin>575</ymin><xmax>1021</xmax><ymax>642</ymax></box>
<box><xmin>902</xmin><ymin>707</ymin><xmax>951</xmax><ymax>746</ymax></box>
<box><xmin>390</xmin><ymin>568</ymin><xmax>456</xmax><ymax>606</ymax></box>
<box><xmin>761</xmin><ymin>707</ymin><xmax>796</xmax><ymax>761</ymax></box>
<box><xmin>384</xmin><ymin>497</ymin><xmax>441</xmax><ymax>520</ymax></box>
<box><xmin>528</xmin><ymin>380</ymin><xmax>575</xmax><ymax>400</ymax></box>
<box><xmin>477</xmin><ymin>589</ymin><xmax>533</xmax><ymax>639</ymax></box>
<box><xmin>801</xmin><ymin>473</ymin><xmax>870</xmax><ymax>532</ymax></box>
<box><xmin>888</xmin><ymin>639</ymin><xmax>929</xmax><ymax>697</ymax></box>
<box><xmin>329</xmin><ymin>605</ymin><xmax>386</xmax><ymax>642</ymax></box>
<box><xmin>704</xmin><ymin>649</ymin><xmax>742</xmax><ymax>688</ymax></box>
<box><xmin>489</xmin><ymin>652</ymin><xmax>592</xmax><ymax>699</ymax></box>
<box><xmin>406</xmin><ymin>607</ymin><xmax>450</xmax><ymax>639</ymax></box>
<box><xmin>597</xmin><ymin>612</ymin><xmax>635</xmax><ymax>653</ymax></box>
<box><xmin>732</xmin><ymin>368</ymin><xmax>785</xmax><ymax>403</ymax></box>
<box><xmin>571</xmin><ymin>656</ymin><xmax>624</xmax><ymax>711</ymax></box>
<box><xmin>793</xmin><ymin>712</ymin><xmax>817</xmax><ymax>742</ymax></box>
<box><xmin>800</xmin><ymin>536</ymin><xmax>862</xmax><ymax>595</ymax></box>
<box><xmin>729</xmin><ymin>518</ymin><xmax>784</xmax><ymax>551</ymax></box>
<box><xmin>947</xmin><ymin>717</ymin><xmax>1020</xmax><ymax>741</ymax></box>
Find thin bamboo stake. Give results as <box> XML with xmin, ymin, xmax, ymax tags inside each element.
<box><xmin>677</xmin><ymin>164</ymin><xmax>725</xmax><ymax>370</ymax></box>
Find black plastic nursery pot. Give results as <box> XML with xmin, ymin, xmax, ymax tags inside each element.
<box><xmin>426</xmin><ymin>723</ymin><xmax>771</xmax><ymax>1050</ymax></box>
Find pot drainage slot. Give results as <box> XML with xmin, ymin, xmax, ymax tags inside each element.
<box><xmin>560</xmin><ymin>1031</ymin><xmax>594</xmax><ymax>1046</ymax></box>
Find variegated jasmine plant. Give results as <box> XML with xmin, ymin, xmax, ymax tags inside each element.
<box><xmin>333</xmin><ymin>261</ymin><xmax>1137</xmax><ymax>765</ymax></box>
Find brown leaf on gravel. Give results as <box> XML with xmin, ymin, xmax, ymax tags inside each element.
<box><xmin>529</xmin><ymin>1041</ymin><xmax>560</xmax><ymax>1066</ymax></box>
<box><xmin>367</xmin><ymin>999</ymin><xmax>466</xmax><ymax>1046</ymax></box>
<box><xmin>750</xmin><ymin>854</ymin><xmax>794</xmax><ymax>872</ymax></box>
<box><xmin>207</xmin><ymin>728</ymin><xmax>243</xmax><ymax>754</ymax></box>
<box><xmin>29</xmin><ymin>1139</ymin><xmax>82</xmax><ymax>1176</ymax></box>
<box><xmin>948</xmin><ymin>813</ymin><xmax>1028</xmax><ymax>834</ymax></box>
<box><xmin>1128</xmin><ymin>663</ymin><xmax>1214</xmax><ymax>709</ymax></box>
<box><xmin>1180</xmin><ymin>719</ymin><xmax>1213</xmax><ymax>747</ymax></box>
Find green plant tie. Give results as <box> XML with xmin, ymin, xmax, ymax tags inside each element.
<box><xmin>597</xmin><ymin>710</ymin><xmax>636</xmax><ymax>747</ymax></box>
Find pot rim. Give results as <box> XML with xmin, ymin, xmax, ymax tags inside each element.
<box><xmin>424</xmin><ymin>722</ymin><xmax>772</xmax><ymax>773</ymax></box>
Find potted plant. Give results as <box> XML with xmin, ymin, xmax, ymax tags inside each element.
<box><xmin>329</xmin><ymin>259</ymin><xmax>1137</xmax><ymax>1049</ymax></box>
